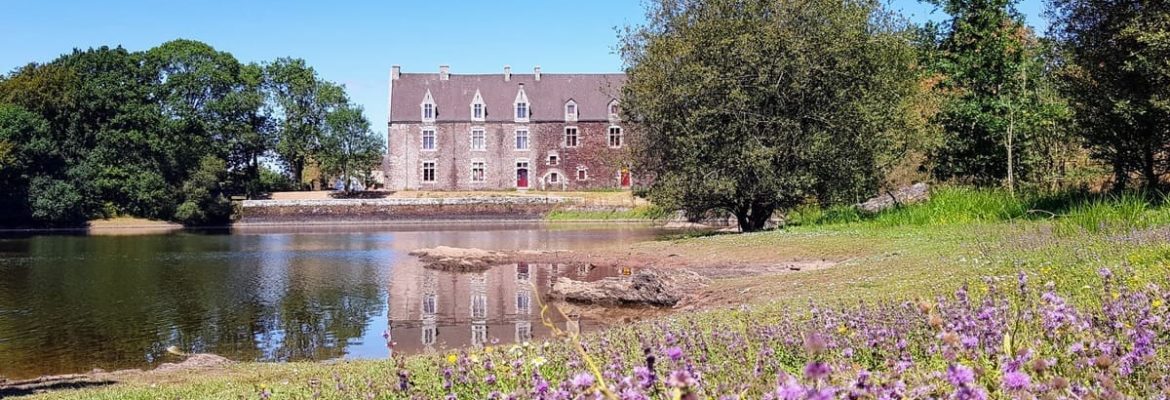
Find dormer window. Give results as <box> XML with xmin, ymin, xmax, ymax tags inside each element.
<box><xmin>470</xmin><ymin>90</ymin><xmax>485</xmax><ymax>122</ymax></box>
<box><xmin>564</xmin><ymin>100</ymin><xmax>578</xmax><ymax>122</ymax></box>
<box><xmin>607</xmin><ymin>99</ymin><xmax>620</xmax><ymax>120</ymax></box>
<box><xmin>514</xmin><ymin>85</ymin><xmax>530</xmax><ymax>123</ymax></box>
<box><xmin>421</xmin><ymin>89</ymin><xmax>437</xmax><ymax>123</ymax></box>
<box><xmin>516</xmin><ymin>102</ymin><xmax>527</xmax><ymax>119</ymax></box>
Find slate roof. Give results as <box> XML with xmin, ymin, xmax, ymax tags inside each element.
<box><xmin>390</xmin><ymin>72</ymin><xmax>626</xmax><ymax>123</ymax></box>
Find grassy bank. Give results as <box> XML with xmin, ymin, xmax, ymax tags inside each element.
<box><xmin>23</xmin><ymin>188</ymin><xmax>1170</xmax><ymax>399</ymax></box>
<box><xmin>545</xmin><ymin>205</ymin><xmax>671</xmax><ymax>221</ymax></box>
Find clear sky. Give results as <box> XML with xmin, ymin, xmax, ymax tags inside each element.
<box><xmin>0</xmin><ymin>0</ymin><xmax>1048</xmax><ymax>136</ymax></box>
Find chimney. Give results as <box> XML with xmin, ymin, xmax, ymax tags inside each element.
<box><xmin>504</xmin><ymin>65</ymin><xmax>511</xmax><ymax>82</ymax></box>
<box><xmin>391</xmin><ymin>65</ymin><xmax>400</xmax><ymax>80</ymax></box>
<box><xmin>439</xmin><ymin>65</ymin><xmax>450</xmax><ymax>81</ymax></box>
<box><xmin>534</xmin><ymin>65</ymin><xmax>541</xmax><ymax>81</ymax></box>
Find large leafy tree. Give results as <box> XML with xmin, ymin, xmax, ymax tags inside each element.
<box><xmin>266</xmin><ymin>58</ymin><xmax>345</xmax><ymax>187</ymax></box>
<box><xmin>620</xmin><ymin>0</ymin><xmax>920</xmax><ymax>232</ymax></box>
<box><xmin>318</xmin><ymin>103</ymin><xmax>385</xmax><ymax>192</ymax></box>
<box><xmin>1049</xmin><ymin>0</ymin><xmax>1170</xmax><ymax>191</ymax></box>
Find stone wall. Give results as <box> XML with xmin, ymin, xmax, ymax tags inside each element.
<box><xmin>387</xmin><ymin>120</ymin><xmax>634</xmax><ymax>191</ymax></box>
<box><xmin>239</xmin><ymin>197</ymin><xmax>575</xmax><ymax>224</ymax></box>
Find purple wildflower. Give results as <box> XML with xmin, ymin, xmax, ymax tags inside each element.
<box><xmin>946</xmin><ymin>364</ymin><xmax>975</xmax><ymax>386</ymax></box>
<box><xmin>571</xmin><ymin>372</ymin><xmax>595</xmax><ymax>390</ymax></box>
<box><xmin>803</xmin><ymin>361</ymin><xmax>831</xmax><ymax>381</ymax></box>
<box><xmin>667</xmin><ymin>370</ymin><xmax>697</xmax><ymax>388</ymax></box>
<box><xmin>1001</xmin><ymin>371</ymin><xmax>1030</xmax><ymax>391</ymax></box>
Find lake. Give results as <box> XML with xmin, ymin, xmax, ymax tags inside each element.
<box><xmin>0</xmin><ymin>223</ymin><xmax>665</xmax><ymax>380</ymax></box>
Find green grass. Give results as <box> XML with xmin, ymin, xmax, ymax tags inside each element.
<box><xmin>545</xmin><ymin>204</ymin><xmax>671</xmax><ymax>221</ymax></box>
<box><xmin>788</xmin><ymin>186</ymin><xmax>1170</xmax><ymax>235</ymax></box>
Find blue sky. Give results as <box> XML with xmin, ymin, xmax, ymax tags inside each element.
<box><xmin>0</xmin><ymin>0</ymin><xmax>1048</xmax><ymax>136</ymax></box>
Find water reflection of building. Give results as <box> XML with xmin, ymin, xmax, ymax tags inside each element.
<box><xmin>387</xmin><ymin>259</ymin><xmax>618</xmax><ymax>354</ymax></box>
<box><xmin>515</xmin><ymin>263</ymin><xmax>532</xmax><ymax>343</ymax></box>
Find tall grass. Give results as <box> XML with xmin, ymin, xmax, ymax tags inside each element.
<box><xmin>546</xmin><ymin>204</ymin><xmax>671</xmax><ymax>221</ymax></box>
<box><xmin>787</xmin><ymin>186</ymin><xmax>1170</xmax><ymax>234</ymax></box>
<box><xmin>868</xmin><ymin>187</ymin><xmax>1028</xmax><ymax>226</ymax></box>
<box><xmin>1057</xmin><ymin>192</ymin><xmax>1170</xmax><ymax>234</ymax></box>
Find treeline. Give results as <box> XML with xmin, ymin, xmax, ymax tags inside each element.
<box><xmin>622</xmin><ymin>0</ymin><xmax>1170</xmax><ymax>231</ymax></box>
<box><xmin>0</xmin><ymin>39</ymin><xmax>384</xmax><ymax>227</ymax></box>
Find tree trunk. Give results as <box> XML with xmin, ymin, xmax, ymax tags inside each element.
<box><xmin>747</xmin><ymin>202</ymin><xmax>774</xmax><ymax>232</ymax></box>
<box><xmin>1006</xmin><ymin>110</ymin><xmax>1015</xmax><ymax>197</ymax></box>
<box><xmin>1142</xmin><ymin>147</ymin><xmax>1159</xmax><ymax>192</ymax></box>
<box><xmin>1112</xmin><ymin>157</ymin><xmax>1129</xmax><ymax>193</ymax></box>
<box><xmin>734</xmin><ymin>206</ymin><xmax>750</xmax><ymax>233</ymax></box>
<box><xmin>735</xmin><ymin>202</ymin><xmax>774</xmax><ymax>233</ymax></box>
<box><xmin>292</xmin><ymin>159</ymin><xmax>305</xmax><ymax>191</ymax></box>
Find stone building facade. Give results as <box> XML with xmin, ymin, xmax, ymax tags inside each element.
<box><xmin>387</xmin><ymin>65</ymin><xmax>631</xmax><ymax>191</ymax></box>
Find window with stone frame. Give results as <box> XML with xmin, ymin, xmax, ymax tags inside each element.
<box><xmin>515</xmin><ymin>128</ymin><xmax>529</xmax><ymax>150</ymax></box>
<box><xmin>471</xmin><ymin>90</ymin><xmax>486</xmax><ymax>122</ymax></box>
<box><xmin>576</xmin><ymin>167</ymin><xmax>588</xmax><ymax>181</ymax></box>
<box><xmin>422</xmin><ymin>161</ymin><xmax>436</xmax><ymax>182</ymax></box>
<box><xmin>470</xmin><ymin>128</ymin><xmax>486</xmax><ymax>151</ymax></box>
<box><xmin>516</xmin><ymin>102</ymin><xmax>527</xmax><ymax>120</ymax></box>
<box><xmin>548</xmin><ymin>154</ymin><xmax>558</xmax><ymax>166</ymax></box>
<box><xmin>471</xmin><ymin>161</ymin><xmax>486</xmax><ymax>182</ymax></box>
<box><xmin>565</xmin><ymin>100</ymin><xmax>578</xmax><ymax>121</ymax></box>
<box><xmin>564</xmin><ymin>127</ymin><xmax>579</xmax><ymax>147</ymax></box>
<box><xmin>608</xmin><ymin>126</ymin><xmax>623</xmax><ymax>148</ymax></box>
<box><xmin>422</xmin><ymin>128</ymin><xmax>436</xmax><ymax>150</ymax></box>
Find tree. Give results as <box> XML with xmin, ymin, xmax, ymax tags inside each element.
<box><xmin>620</xmin><ymin>0</ymin><xmax>920</xmax><ymax>232</ymax></box>
<box><xmin>266</xmin><ymin>58</ymin><xmax>345</xmax><ymax>188</ymax></box>
<box><xmin>927</xmin><ymin>0</ymin><xmax>1058</xmax><ymax>193</ymax></box>
<box><xmin>174</xmin><ymin>155</ymin><xmax>233</xmax><ymax>225</ymax></box>
<box><xmin>0</xmin><ymin>104</ymin><xmax>50</xmax><ymax>224</ymax></box>
<box><xmin>217</xmin><ymin>62</ymin><xmax>274</xmax><ymax>198</ymax></box>
<box><xmin>1049</xmin><ymin>0</ymin><xmax>1170</xmax><ymax>191</ymax></box>
<box><xmin>318</xmin><ymin>104</ymin><xmax>385</xmax><ymax>192</ymax></box>
<box><xmin>0</xmin><ymin>40</ymin><xmax>356</xmax><ymax>226</ymax></box>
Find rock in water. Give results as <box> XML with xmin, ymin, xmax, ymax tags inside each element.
<box><xmin>549</xmin><ymin>269</ymin><xmax>706</xmax><ymax>307</ymax></box>
<box><xmin>409</xmin><ymin>246</ymin><xmax>507</xmax><ymax>272</ymax></box>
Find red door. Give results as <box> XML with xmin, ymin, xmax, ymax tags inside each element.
<box><xmin>517</xmin><ymin>168</ymin><xmax>529</xmax><ymax>188</ymax></box>
<box><xmin>620</xmin><ymin>168</ymin><xmax>631</xmax><ymax>188</ymax></box>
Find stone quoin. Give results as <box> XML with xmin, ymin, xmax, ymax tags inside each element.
<box><xmin>387</xmin><ymin>65</ymin><xmax>633</xmax><ymax>191</ymax></box>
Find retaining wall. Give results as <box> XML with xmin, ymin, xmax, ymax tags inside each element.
<box><xmin>239</xmin><ymin>197</ymin><xmax>577</xmax><ymax>224</ymax></box>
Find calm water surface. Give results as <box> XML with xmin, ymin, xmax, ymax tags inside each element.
<box><xmin>0</xmin><ymin>223</ymin><xmax>664</xmax><ymax>379</ymax></box>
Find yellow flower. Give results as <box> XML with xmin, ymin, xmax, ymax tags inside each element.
<box><xmin>532</xmin><ymin>356</ymin><xmax>547</xmax><ymax>367</ymax></box>
<box><xmin>1112</xmin><ymin>293</ymin><xmax>1121</xmax><ymax>300</ymax></box>
<box><xmin>446</xmin><ymin>354</ymin><xmax>458</xmax><ymax>364</ymax></box>
<box><xmin>837</xmin><ymin>325</ymin><xmax>849</xmax><ymax>335</ymax></box>
<box><xmin>484</xmin><ymin>346</ymin><xmax>494</xmax><ymax>353</ymax></box>
<box><xmin>1153</xmin><ymin>299</ymin><xmax>1165</xmax><ymax>308</ymax></box>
